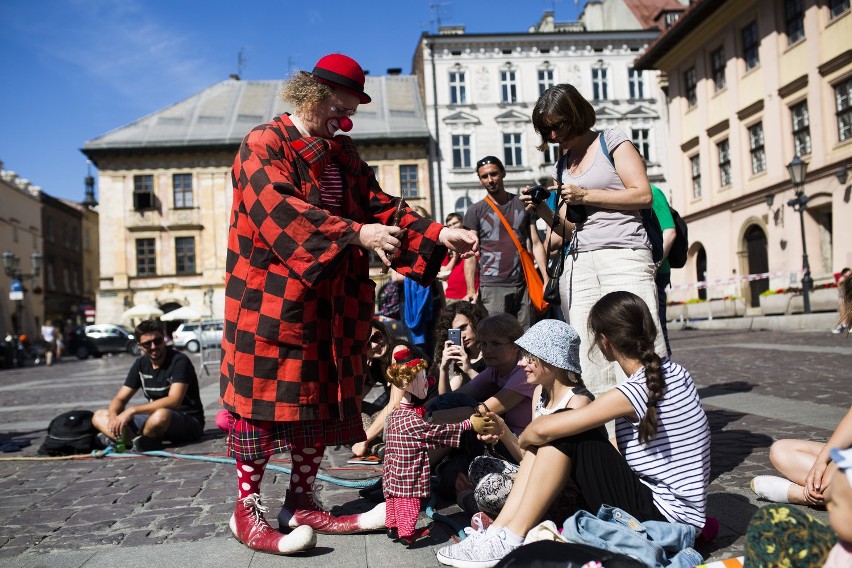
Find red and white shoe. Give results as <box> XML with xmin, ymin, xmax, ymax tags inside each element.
<box><xmin>277</xmin><ymin>489</ymin><xmax>386</xmax><ymax>534</ymax></box>
<box><xmin>230</xmin><ymin>494</ymin><xmax>315</xmax><ymax>555</ymax></box>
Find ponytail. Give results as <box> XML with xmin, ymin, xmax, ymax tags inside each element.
<box><xmin>588</xmin><ymin>291</ymin><xmax>665</xmax><ymax>444</ymax></box>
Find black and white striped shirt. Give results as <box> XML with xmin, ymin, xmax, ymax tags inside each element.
<box><xmin>615</xmin><ymin>358</ymin><xmax>711</xmax><ymax>528</ymax></box>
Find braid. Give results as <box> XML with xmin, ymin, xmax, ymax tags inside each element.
<box><xmin>638</xmin><ymin>346</ymin><xmax>664</xmax><ymax>445</ymax></box>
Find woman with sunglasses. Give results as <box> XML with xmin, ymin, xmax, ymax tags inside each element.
<box><xmin>519</xmin><ymin>83</ymin><xmax>667</xmax><ymax>439</ymax></box>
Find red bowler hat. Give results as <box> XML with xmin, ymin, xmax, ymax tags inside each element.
<box><xmin>311</xmin><ymin>53</ymin><xmax>371</xmax><ymax>104</ymax></box>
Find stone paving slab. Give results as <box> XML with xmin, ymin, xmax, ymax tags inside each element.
<box><xmin>0</xmin><ymin>328</ymin><xmax>847</xmax><ymax>566</ymax></box>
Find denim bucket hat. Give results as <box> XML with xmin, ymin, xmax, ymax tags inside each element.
<box><xmin>515</xmin><ymin>319</ymin><xmax>581</xmax><ymax>374</ymax></box>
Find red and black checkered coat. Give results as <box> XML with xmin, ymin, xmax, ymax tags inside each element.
<box><xmin>220</xmin><ymin>114</ymin><xmax>447</xmax><ymax>423</ymax></box>
<box><xmin>383</xmin><ymin>409</ymin><xmax>469</xmax><ymax>499</ymax></box>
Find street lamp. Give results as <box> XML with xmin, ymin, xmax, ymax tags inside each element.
<box><xmin>786</xmin><ymin>156</ymin><xmax>812</xmax><ymax>314</ymax></box>
<box><xmin>2</xmin><ymin>250</ymin><xmax>43</xmax><ymax>336</ymax></box>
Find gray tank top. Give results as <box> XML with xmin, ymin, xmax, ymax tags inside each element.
<box><xmin>552</xmin><ymin>129</ymin><xmax>650</xmax><ymax>253</ymax></box>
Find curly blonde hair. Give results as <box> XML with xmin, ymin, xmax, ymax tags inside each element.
<box><xmin>386</xmin><ymin>359</ymin><xmax>429</xmax><ymax>390</ymax></box>
<box><xmin>281</xmin><ymin>72</ymin><xmax>333</xmax><ymax>112</ymax></box>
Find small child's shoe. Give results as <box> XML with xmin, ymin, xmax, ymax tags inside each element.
<box><xmin>750</xmin><ymin>475</ymin><xmax>792</xmax><ymax>503</ymax></box>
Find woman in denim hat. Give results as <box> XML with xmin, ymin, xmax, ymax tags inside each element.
<box><xmin>464</xmin><ymin>318</ymin><xmax>595</xmax><ymax>524</ymax></box>
<box><xmin>437</xmin><ymin>292</ymin><xmax>713</xmax><ymax>568</ymax></box>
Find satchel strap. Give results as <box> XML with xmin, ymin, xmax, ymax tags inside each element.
<box><xmin>547</xmin><ymin>154</ymin><xmax>568</xmax><ymax>279</ymax></box>
<box><xmin>483</xmin><ymin>196</ymin><xmax>526</xmax><ymax>256</ymax></box>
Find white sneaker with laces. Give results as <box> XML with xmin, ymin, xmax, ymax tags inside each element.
<box><xmin>436</xmin><ymin>528</ymin><xmax>519</xmax><ymax>568</ymax></box>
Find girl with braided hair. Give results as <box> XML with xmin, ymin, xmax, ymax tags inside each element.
<box><xmin>436</xmin><ymin>291</ymin><xmax>713</xmax><ymax>568</ymax></box>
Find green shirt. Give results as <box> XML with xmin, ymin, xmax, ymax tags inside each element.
<box><xmin>651</xmin><ymin>185</ymin><xmax>675</xmax><ymax>274</ymax></box>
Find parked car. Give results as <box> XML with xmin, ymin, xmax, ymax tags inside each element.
<box><xmin>172</xmin><ymin>320</ymin><xmax>223</xmax><ymax>353</ymax></box>
<box><xmin>69</xmin><ymin>324</ymin><xmax>140</xmax><ymax>359</ymax></box>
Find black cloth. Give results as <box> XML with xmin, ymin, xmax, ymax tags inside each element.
<box><xmin>550</xmin><ymin>423</ymin><xmax>666</xmax><ymax>524</ymax></box>
<box><xmin>124</xmin><ymin>349</ymin><xmax>204</xmax><ymax>423</ymax></box>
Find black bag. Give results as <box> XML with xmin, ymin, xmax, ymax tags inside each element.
<box><xmin>666</xmin><ymin>206</ymin><xmax>689</xmax><ymax>269</ymax></box>
<box><xmin>495</xmin><ymin>540</ymin><xmax>644</xmax><ymax>568</ymax></box>
<box><xmin>641</xmin><ymin>208</ymin><xmax>665</xmax><ymax>265</ymax></box>
<box><xmin>38</xmin><ymin>409</ymin><xmax>98</xmax><ymax>456</ymax></box>
<box><xmin>544</xmin><ymin>154</ymin><xmax>569</xmax><ymax>306</ymax></box>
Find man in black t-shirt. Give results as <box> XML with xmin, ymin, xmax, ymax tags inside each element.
<box><xmin>92</xmin><ymin>319</ymin><xmax>205</xmax><ymax>452</ymax></box>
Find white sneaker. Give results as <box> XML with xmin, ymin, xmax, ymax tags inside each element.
<box><xmin>832</xmin><ymin>323</ymin><xmax>847</xmax><ymax>335</ymax></box>
<box><xmin>750</xmin><ymin>475</ymin><xmax>792</xmax><ymax>503</ymax></box>
<box><xmin>436</xmin><ymin>528</ymin><xmax>519</xmax><ymax>568</ymax></box>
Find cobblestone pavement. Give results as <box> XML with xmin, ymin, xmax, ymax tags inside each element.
<box><xmin>0</xmin><ymin>328</ymin><xmax>849</xmax><ymax>567</ymax></box>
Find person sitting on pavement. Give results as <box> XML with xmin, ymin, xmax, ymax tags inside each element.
<box><xmin>436</xmin><ymin>291</ymin><xmax>714</xmax><ymax>568</ymax></box>
<box><xmin>466</xmin><ymin>318</ymin><xmax>593</xmax><ymax>521</ymax></box>
<box><xmin>427</xmin><ymin>313</ymin><xmax>535</xmax><ymax>501</ymax></box>
<box><xmin>745</xmin><ymin>446</ymin><xmax>852</xmax><ymax>567</ymax></box>
<box><xmin>434</xmin><ymin>301</ymin><xmax>486</xmax><ymax>394</ymax></box>
<box><xmin>92</xmin><ymin>319</ymin><xmax>205</xmax><ymax>453</ymax></box>
<box><xmin>751</xmin><ymin>404</ymin><xmax>852</xmax><ymax>507</ymax></box>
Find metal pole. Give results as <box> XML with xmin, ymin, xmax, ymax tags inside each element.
<box><xmin>797</xmin><ymin>199</ymin><xmax>812</xmax><ymax>314</ymax></box>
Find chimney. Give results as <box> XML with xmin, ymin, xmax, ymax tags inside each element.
<box><xmin>229</xmin><ymin>74</ymin><xmax>240</xmax><ymax>81</ymax></box>
<box><xmin>387</xmin><ymin>68</ymin><xmax>402</xmax><ymax>76</ymax></box>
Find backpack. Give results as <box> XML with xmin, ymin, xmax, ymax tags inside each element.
<box><xmin>37</xmin><ymin>409</ymin><xmax>98</xmax><ymax>456</ymax></box>
<box><xmin>597</xmin><ymin>133</ymin><xmax>688</xmax><ymax>268</ymax></box>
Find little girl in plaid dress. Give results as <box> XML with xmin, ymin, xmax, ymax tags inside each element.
<box><xmin>382</xmin><ymin>348</ymin><xmax>493</xmax><ymax>545</ymax></box>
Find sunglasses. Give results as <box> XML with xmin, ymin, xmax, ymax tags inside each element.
<box><xmin>475</xmin><ymin>157</ymin><xmax>504</xmax><ymax>172</ymax></box>
<box><xmin>539</xmin><ymin>121</ymin><xmax>567</xmax><ymax>136</ymax></box>
<box><xmin>139</xmin><ymin>337</ymin><xmax>165</xmax><ymax>349</ymax></box>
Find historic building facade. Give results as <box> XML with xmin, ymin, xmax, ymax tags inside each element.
<box><xmin>636</xmin><ymin>0</ymin><xmax>852</xmax><ymax>310</ymax></box>
<box><xmin>0</xmin><ymin>165</ymin><xmax>44</xmax><ymax>338</ymax></box>
<box><xmin>412</xmin><ymin>1</ymin><xmax>687</xmax><ymax>220</ymax></box>
<box><xmin>82</xmin><ymin>74</ymin><xmax>432</xmax><ymax>325</ymax></box>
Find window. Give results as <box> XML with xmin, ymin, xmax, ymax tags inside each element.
<box><xmin>748</xmin><ymin>122</ymin><xmax>766</xmax><ymax>174</ymax></box>
<box><xmin>690</xmin><ymin>155</ymin><xmax>702</xmax><ymax>199</ymax></box>
<box><xmin>543</xmin><ymin>143</ymin><xmax>560</xmax><ymax>165</ymax></box>
<box><xmin>628</xmin><ymin>68</ymin><xmax>644</xmax><ymax>99</ymax></box>
<box><xmin>592</xmin><ymin>67</ymin><xmax>608</xmax><ymax>100</ymax></box>
<box><xmin>831</xmin><ymin>0</ymin><xmax>850</xmax><ymax>19</ymax></box>
<box><xmin>45</xmin><ymin>217</ymin><xmax>54</xmax><ymax>243</ymax></box>
<box><xmin>710</xmin><ymin>47</ymin><xmax>726</xmax><ymax>91</ymax></box>
<box><xmin>785</xmin><ymin>0</ymin><xmax>804</xmax><ymax>44</ymax></box>
<box><xmin>133</xmin><ymin>174</ymin><xmax>155</xmax><ymax>210</ymax></box>
<box><xmin>717</xmin><ymin>139</ymin><xmax>732</xmax><ymax>187</ymax></box>
<box><xmin>136</xmin><ymin>238</ymin><xmax>156</xmax><ymax>276</ymax></box>
<box><xmin>175</xmin><ymin>237</ymin><xmax>195</xmax><ymax>275</ymax></box>
<box><xmin>452</xmin><ymin>134</ymin><xmax>471</xmax><ymax>169</ymax></box>
<box><xmin>836</xmin><ymin>78</ymin><xmax>852</xmax><ymax>142</ymax></box>
<box><xmin>399</xmin><ymin>165</ymin><xmax>418</xmax><ymax>198</ymax></box>
<box><xmin>742</xmin><ymin>21</ymin><xmax>760</xmax><ymax>70</ymax></box>
<box><xmin>791</xmin><ymin>101</ymin><xmax>811</xmax><ymax>156</ymax></box>
<box><xmin>173</xmin><ymin>174</ymin><xmax>193</xmax><ymax>208</ymax></box>
<box><xmin>538</xmin><ymin>67</ymin><xmax>555</xmax><ymax>95</ymax></box>
<box><xmin>500</xmin><ymin>68</ymin><xmax>517</xmax><ymax>103</ymax></box>
<box><xmin>684</xmin><ymin>67</ymin><xmax>697</xmax><ymax>108</ymax></box>
<box><xmin>449</xmin><ymin>70</ymin><xmax>467</xmax><ymax>104</ymax></box>
<box><xmin>631</xmin><ymin>129</ymin><xmax>651</xmax><ymax>161</ymax></box>
<box><xmin>503</xmin><ymin>133</ymin><xmax>523</xmax><ymax>166</ymax></box>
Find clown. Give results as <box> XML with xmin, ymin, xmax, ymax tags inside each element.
<box><xmin>382</xmin><ymin>348</ymin><xmax>493</xmax><ymax>545</ymax></box>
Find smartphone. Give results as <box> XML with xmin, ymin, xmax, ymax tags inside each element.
<box><xmin>448</xmin><ymin>328</ymin><xmax>462</xmax><ymax>346</ymax></box>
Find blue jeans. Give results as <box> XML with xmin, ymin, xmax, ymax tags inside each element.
<box><xmin>562</xmin><ymin>505</ymin><xmax>702</xmax><ymax>568</ymax></box>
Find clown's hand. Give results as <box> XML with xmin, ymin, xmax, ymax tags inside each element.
<box><xmin>470</xmin><ymin>413</ymin><xmax>495</xmax><ymax>434</ymax></box>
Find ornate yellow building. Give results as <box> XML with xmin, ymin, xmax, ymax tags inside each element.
<box><xmin>636</xmin><ymin>0</ymin><xmax>852</xmax><ymax>312</ymax></box>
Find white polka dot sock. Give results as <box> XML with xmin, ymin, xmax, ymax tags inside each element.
<box><xmin>236</xmin><ymin>457</ymin><xmax>269</xmax><ymax>499</ymax></box>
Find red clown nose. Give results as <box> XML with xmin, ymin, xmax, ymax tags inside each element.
<box><xmin>338</xmin><ymin>116</ymin><xmax>353</xmax><ymax>132</ymax></box>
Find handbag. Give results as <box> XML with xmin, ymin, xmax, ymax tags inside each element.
<box><xmin>483</xmin><ymin>197</ymin><xmax>549</xmax><ymax>314</ymax></box>
<box><xmin>543</xmin><ymin>155</ymin><xmax>568</xmax><ymax>306</ymax></box>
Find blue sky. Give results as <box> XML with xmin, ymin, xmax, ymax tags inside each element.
<box><xmin>1</xmin><ymin>0</ymin><xmax>585</xmax><ymax>203</ymax></box>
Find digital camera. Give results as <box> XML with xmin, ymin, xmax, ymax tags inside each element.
<box><xmin>524</xmin><ymin>185</ymin><xmax>550</xmax><ymax>205</ymax></box>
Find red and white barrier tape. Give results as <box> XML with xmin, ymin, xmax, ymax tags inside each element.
<box><xmin>670</xmin><ymin>271</ymin><xmax>794</xmax><ymax>292</ymax></box>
